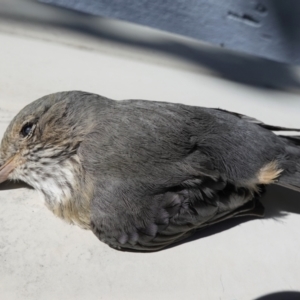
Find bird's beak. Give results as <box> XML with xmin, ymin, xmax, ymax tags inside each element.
<box><xmin>0</xmin><ymin>155</ymin><xmax>18</xmax><ymax>184</ymax></box>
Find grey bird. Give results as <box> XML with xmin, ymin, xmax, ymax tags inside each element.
<box><xmin>0</xmin><ymin>91</ymin><xmax>299</xmax><ymax>251</ymax></box>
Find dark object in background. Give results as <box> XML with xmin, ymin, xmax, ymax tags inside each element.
<box><xmin>254</xmin><ymin>291</ymin><xmax>300</xmax><ymax>300</ymax></box>
<box><xmin>40</xmin><ymin>0</ymin><xmax>300</xmax><ymax>64</ymax></box>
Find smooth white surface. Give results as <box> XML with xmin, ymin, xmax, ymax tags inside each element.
<box><xmin>0</xmin><ymin>20</ymin><xmax>300</xmax><ymax>300</ymax></box>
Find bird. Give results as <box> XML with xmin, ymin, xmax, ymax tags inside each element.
<box><xmin>0</xmin><ymin>91</ymin><xmax>299</xmax><ymax>251</ymax></box>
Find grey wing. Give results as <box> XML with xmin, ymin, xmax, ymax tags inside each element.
<box><xmin>90</xmin><ymin>174</ymin><xmax>264</xmax><ymax>252</ymax></box>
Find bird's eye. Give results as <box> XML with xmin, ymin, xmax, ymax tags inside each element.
<box><xmin>20</xmin><ymin>123</ymin><xmax>34</xmax><ymax>137</ymax></box>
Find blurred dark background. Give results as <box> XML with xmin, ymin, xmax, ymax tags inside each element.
<box><xmin>40</xmin><ymin>0</ymin><xmax>300</xmax><ymax>64</ymax></box>
<box><xmin>1</xmin><ymin>0</ymin><xmax>300</xmax><ymax>92</ymax></box>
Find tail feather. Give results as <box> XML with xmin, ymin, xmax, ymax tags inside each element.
<box><xmin>215</xmin><ymin>108</ymin><xmax>300</xmax><ymax>192</ymax></box>
<box><xmin>279</xmin><ymin>135</ymin><xmax>300</xmax><ymax>146</ymax></box>
<box><xmin>276</xmin><ymin>135</ymin><xmax>300</xmax><ymax>192</ymax></box>
<box><xmin>276</xmin><ymin>181</ymin><xmax>300</xmax><ymax>193</ymax></box>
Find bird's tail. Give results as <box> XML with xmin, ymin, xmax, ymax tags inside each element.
<box><xmin>215</xmin><ymin>108</ymin><xmax>300</xmax><ymax>192</ymax></box>
<box><xmin>276</xmin><ymin>135</ymin><xmax>300</xmax><ymax>192</ymax></box>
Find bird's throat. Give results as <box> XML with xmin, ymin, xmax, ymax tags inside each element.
<box><xmin>13</xmin><ymin>155</ymin><xmax>92</xmax><ymax>229</ymax></box>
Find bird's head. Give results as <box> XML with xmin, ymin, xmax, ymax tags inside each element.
<box><xmin>0</xmin><ymin>91</ymin><xmax>112</xmax><ymax>228</ymax></box>
<box><xmin>0</xmin><ymin>92</ymin><xmax>86</xmax><ymax>193</ymax></box>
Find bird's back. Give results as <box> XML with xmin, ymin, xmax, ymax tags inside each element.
<box><xmin>75</xmin><ymin>96</ymin><xmax>299</xmax><ymax>251</ymax></box>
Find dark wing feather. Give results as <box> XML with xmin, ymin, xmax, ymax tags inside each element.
<box><xmin>90</xmin><ymin>174</ymin><xmax>264</xmax><ymax>252</ymax></box>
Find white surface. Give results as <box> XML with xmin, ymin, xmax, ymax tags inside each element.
<box><xmin>0</xmin><ymin>19</ymin><xmax>300</xmax><ymax>300</ymax></box>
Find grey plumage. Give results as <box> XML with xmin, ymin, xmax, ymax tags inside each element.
<box><xmin>0</xmin><ymin>91</ymin><xmax>299</xmax><ymax>251</ymax></box>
